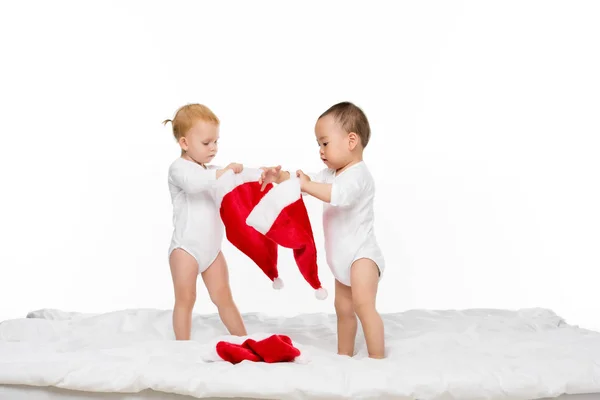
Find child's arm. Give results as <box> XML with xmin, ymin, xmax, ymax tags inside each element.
<box><xmin>217</xmin><ymin>163</ymin><xmax>243</xmax><ymax>178</ymax></box>
<box><xmin>275</xmin><ymin>170</ymin><xmax>290</xmax><ymax>184</ymax></box>
<box><xmin>259</xmin><ymin>165</ymin><xmax>285</xmax><ymax>190</ymax></box>
<box><xmin>259</xmin><ymin>166</ymin><xmax>297</xmax><ymax>187</ymax></box>
<box><xmin>297</xmin><ymin>170</ymin><xmax>332</xmax><ymax>203</ymax></box>
<box><xmin>261</xmin><ymin>167</ymin><xmax>333</xmax><ymax>203</ymax></box>
<box><xmin>298</xmin><ymin>169</ymin><xmax>363</xmax><ymax>207</ymax></box>
<box><xmin>170</xmin><ymin>161</ymin><xmax>242</xmax><ymax>193</ymax></box>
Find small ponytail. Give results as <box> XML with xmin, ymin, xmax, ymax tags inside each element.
<box><xmin>162</xmin><ymin>119</ymin><xmax>172</xmax><ymax>126</ymax></box>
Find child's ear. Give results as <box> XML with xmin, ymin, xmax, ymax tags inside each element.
<box><xmin>179</xmin><ymin>136</ymin><xmax>188</xmax><ymax>151</ymax></box>
<box><xmin>348</xmin><ymin>132</ymin><xmax>359</xmax><ymax>150</ymax></box>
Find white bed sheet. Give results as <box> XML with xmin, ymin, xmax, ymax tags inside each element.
<box><xmin>0</xmin><ymin>385</ymin><xmax>599</xmax><ymax>400</ymax></box>
<box><xmin>2</xmin><ymin>308</ymin><xmax>600</xmax><ymax>400</ymax></box>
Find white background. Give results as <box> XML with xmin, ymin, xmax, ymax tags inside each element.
<box><xmin>1</xmin><ymin>1</ymin><xmax>599</xmax><ymax>329</ymax></box>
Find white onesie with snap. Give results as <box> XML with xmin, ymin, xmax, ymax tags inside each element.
<box><xmin>168</xmin><ymin>158</ymin><xmax>223</xmax><ymax>273</ymax></box>
<box><xmin>309</xmin><ymin>161</ymin><xmax>385</xmax><ymax>287</ymax></box>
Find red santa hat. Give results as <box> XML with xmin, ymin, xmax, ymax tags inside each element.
<box><xmin>215</xmin><ymin>169</ymin><xmax>282</xmax><ymax>289</ymax></box>
<box><xmin>246</xmin><ymin>176</ymin><xmax>328</xmax><ymax>300</ymax></box>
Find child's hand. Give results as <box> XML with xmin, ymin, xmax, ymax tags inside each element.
<box><xmin>296</xmin><ymin>169</ymin><xmax>311</xmax><ymax>190</ymax></box>
<box><xmin>259</xmin><ymin>165</ymin><xmax>282</xmax><ymax>191</ymax></box>
<box><xmin>226</xmin><ymin>163</ymin><xmax>244</xmax><ymax>173</ymax></box>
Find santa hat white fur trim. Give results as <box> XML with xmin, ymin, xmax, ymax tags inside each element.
<box><xmin>315</xmin><ymin>287</ymin><xmax>328</xmax><ymax>300</ymax></box>
<box><xmin>214</xmin><ymin>168</ymin><xmax>262</xmax><ymax>208</ymax></box>
<box><xmin>246</xmin><ymin>177</ymin><xmax>301</xmax><ymax>235</ymax></box>
<box><xmin>272</xmin><ymin>277</ymin><xmax>284</xmax><ymax>289</ymax></box>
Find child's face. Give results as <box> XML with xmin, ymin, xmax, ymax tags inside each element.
<box><xmin>179</xmin><ymin>120</ymin><xmax>219</xmax><ymax>164</ymax></box>
<box><xmin>314</xmin><ymin>114</ymin><xmax>351</xmax><ymax>170</ymax></box>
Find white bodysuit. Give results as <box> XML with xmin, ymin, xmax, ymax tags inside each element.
<box><xmin>168</xmin><ymin>158</ymin><xmax>223</xmax><ymax>273</ymax></box>
<box><xmin>310</xmin><ymin>161</ymin><xmax>385</xmax><ymax>287</ymax></box>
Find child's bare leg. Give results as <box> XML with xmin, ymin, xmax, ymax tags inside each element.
<box><xmin>335</xmin><ymin>279</ymin><xmax>357</xmax><ymax>356</ymax></box>
<box><xmin>351</xmin><ymin>258</ymin><xmax>385</xmax><ymax>359</ymax></box>
<box><xmin>201</xmin><ymin>252</ymin><xmax>247</xmax><ymax>336</ymax></box>
<box><xmin>169</xmin><ymin>249</ymin><xmax>199</xmax><ymax>340</ymax></box>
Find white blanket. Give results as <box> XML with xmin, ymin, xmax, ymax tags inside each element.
<box><xmin>1</xmin><ymin>308</ymin><xmax>600</xmax><ymax>399</ymax></box>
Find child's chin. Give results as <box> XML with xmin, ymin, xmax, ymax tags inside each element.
<box><xmin>322</xmin><ymin>160</ymin><xmax>334</xmax><ymax>168</ymax></box>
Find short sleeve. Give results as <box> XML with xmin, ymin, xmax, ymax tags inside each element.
<box><xmin>308</xmin><ymin>170</ymin><xmax>324</xmax><ymax>183</ymax></box>
<box><xmin>308</xmin><ymin>168</ymin><xmax>333</xmax><ymax>183</ymax></box>
<box><xmin>330</xmin><ymin>177</ymin><xmax>364</xmax><ymax>207</ymax></box>
<box><xmin>301</xmin><ymin>168</ymin><xmax>333</xmax><ymax>196</ymax></box>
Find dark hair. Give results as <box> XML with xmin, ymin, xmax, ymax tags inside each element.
<box><xmin>319</xmin><ymin>102</ymin><xmax>371</xmax><ymax>148</ymax></box>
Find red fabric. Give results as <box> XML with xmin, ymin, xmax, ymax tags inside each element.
<box><xmin>265</xmin><ymin>198</ymin><xmax>323</xmax><ymax>291</ymax></box>
<box><xmin>220</xmin><ymin>181</ymin><xmax>279</xmax><ymax>282</ymax></box>
<box><xmin>216</xmin><ymin>334</ymin><xmax>300</xmax><ymax>364</ymax></box>
<box><xmin>215</xmin><ymin>341</ymin><xmax>262</xmax><ymax>363</ymax></box>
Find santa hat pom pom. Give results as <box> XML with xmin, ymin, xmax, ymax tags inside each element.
<box><xmin>272</xmin><ymin>277</ymin><xmax>284</xmax><ymax>290</ymax></box>
<box><xmin>315</xmin><ymin>287</ymin><xmax>328</xmax><ymax>300</ymax></box>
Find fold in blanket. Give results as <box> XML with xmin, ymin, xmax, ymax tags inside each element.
<box><xmin>216</xmin><ymin>334</ymin><xmax>301</xmax><ymax>364</ymax></box>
